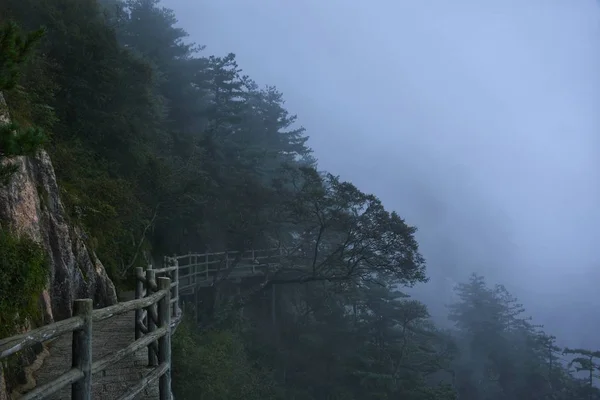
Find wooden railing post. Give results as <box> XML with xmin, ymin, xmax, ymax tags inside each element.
<box><xmin>157</xmin><ymin>277</ymin><xmax>172</xmax><ymax>400</ymax></box>
<box><xmin>173</xmin><ymin>259</ymin><xmax>180</xmax><ymax>316</ymax></box>
<box><xmin>135</xmin><ymin>267</ymin><xmax>144</xmax><ymax>340</ymax></box>
<box><xmin>205</xmin><ymin>252</ymin><xmax>209</xmax><ymax>280</ymax></box>
<box><xmin>187</xmin><ymin>251</ymin><xmax>191</xmax><ymax>286</ymax></box>
<box><xmin>192</xmin><ymin>254</ymin><xmax>196</xmax><ymax>285</ymax></box>
<box><xmin>172</xmin><ymin>256</ymin><xmax>179</xmax><ymax>317</ymax></box>
<box><xmin>196</xmin><ymin>254</ymin><xmax>199</xmax><ymax>285</ymax></box>
<box><xmin>146</xmin><ymin>268</ymin><xmax>158</xmax><ymax>367</ymax></box>
<box><xmin>72</xmin><ymin>299</ymin><xmax>93</xmax><ymax>400</ymax></box>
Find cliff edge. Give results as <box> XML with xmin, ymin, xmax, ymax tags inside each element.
<box><xmin>0</xmin><ymin>92</ymin><xmax>118</xmax><ymax>398</ymax></box>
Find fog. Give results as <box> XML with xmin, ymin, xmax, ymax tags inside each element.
<box><xmin>165</xmin><ymin>0</ymin><xmax>600</xmax><ymax>348</ymax></box>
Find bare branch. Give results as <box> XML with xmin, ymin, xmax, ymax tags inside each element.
<box><xmin>119</xmin><ymin>203</ymin><xmax>160</xmax><ymax>279</ymax></box>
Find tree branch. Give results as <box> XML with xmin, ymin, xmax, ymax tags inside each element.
<box><xmin>119</xmin><ymin>203</ymin><xmax>160</xmax><ymax>278</ymax></box>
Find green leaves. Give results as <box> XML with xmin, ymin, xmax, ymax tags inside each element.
<box><xmin>0</xmin><ymin>230</ymin><xmax>48</xmax><ymax>338</ymax></box>
<box><xmin>0</xmin><ymin>21</ymin><xmax>48</xmax><ymax>184</ymax></box>
<box><xmin>0</xmin><ymin>121</ymin><xmax>47</xmax><ymax>184</ymax></box>
<box><xmin>0</xmin><ymin>21</ymin><xmax>45</xmax><ymax>91</ymax></box>
<box><xmin>171</xmin><ymin>317</ymin><xmax>279</xmax><ymax>400</ymax></box>
<box><xmin>0</xmin><ymin>122</ymin><xmax>46</xmax><ymax>156</ymax></box>
<box><xmin>272</xmin><ymin>166</ymin><xmax>426</xmax><ymax>287</ymax></box>
<box><xmin>447</xmin><ymin>274</ymin><xmax>600</xmax><ymax>400</ymax></box>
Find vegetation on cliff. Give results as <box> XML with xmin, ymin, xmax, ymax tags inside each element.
<box><xmin>0</xmin><ymin>21</ymin><xmax>47</xmax><ymax>183</ymax></box>
<box><xmin>0</xmin><ymin>20</ymin><xmax>49</xmax><ymax>340</ymax></box>
<box><xmin>1</xmin><ymin>0</ymin><xmax>599</xmax><ymax>399</ymax></box>
<box><xmin>0</xmin><ymin>230</ymin><xmax>48</xmax><ymax>338</ymax></box>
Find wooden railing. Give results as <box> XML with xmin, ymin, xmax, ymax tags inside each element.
<box><xmin>134</xmin><ymin>258</ymin><xmax>181</xmax><ymax>365</ymax></box>
<box><xmin>0</xmin><ymin>249</ymin><xmax>283</xmax><ymax>399</ymax></box>
<box><xmin>0</xmin><ymin>267</ymin><xmax>180</xmax><ymax>400</ymax></box>
<box><xmin>176</xmin><ymin>248</ymin><xmax>283</xmax><ymax>292</ymax></box>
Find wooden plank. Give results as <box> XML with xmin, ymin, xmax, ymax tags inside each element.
<box><xmin>0</xmin><ymin>316</ymin><xmax>84</xmax><ymax>359</ymax></box>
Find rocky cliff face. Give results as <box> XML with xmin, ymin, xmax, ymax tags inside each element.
<box><xmin>0</xmin><ymin>93</ymin><xmax>118</xmax><ymax>399</ymax></box>
<box><xmin>0</xmin><ymin>93</ymin><xmax>118</xmax><ymax>321</ymax></box>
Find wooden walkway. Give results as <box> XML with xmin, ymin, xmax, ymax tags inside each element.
<box><xmin>2</xmin><ymin>265</ymin><xmax>179</xmax><ymax>400</ymax></box>
<box><xmin>32</xmin><ymin>310</ymin><xmax>158</xmax><ymax>400</ymax></box>
<box><xmin>177</xmin><ymin>248</ymin><xmax>283</xmax><ymax>293</ymax></box>
<box><xmin>1</xmin><ymin>248</ymin><xmax>284</xmax><ymax>399</ymax></box>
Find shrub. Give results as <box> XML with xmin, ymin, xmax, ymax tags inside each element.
<box><xmin>171</xmin><ymin>316</ymin><xmax>281</xmax><ymax>400</ymax></box>
<box><xmin>0</xmin><ymin>229</ymin><xmax>48</xmax><ymax>339</ymax></box>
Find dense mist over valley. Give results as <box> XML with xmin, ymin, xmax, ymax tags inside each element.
<box><xmin>166</xmin><ymin>0</ymin><xmax>600</xmax><ymax>348</ymax></box>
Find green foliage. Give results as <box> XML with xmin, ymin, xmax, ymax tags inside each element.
<box><xmin>0</xmin><ymin>21</ymin><xmax>48</xmax><ymax>184</ymax></box>
<box><xmin>0</xmin><ymin>20</ymin><xmax>45</xmax><ymax>91</ymax></box>
<box><xmin>172</xmin><ymin>316</ymin><xmax>280</xmax><ymax>400</ymax></box>
<box><xmin>0</xmin><ymin>122</ymin><xmax>47</xmax><ymax>184</ymax></box>
<box><xmin>273</xmin><ymin>166</ymin><xmax>427</xmax><ymax>287</ymax></box>
<box><xmin>0</xmin><ymin>122</ymin><xmax>46</xmax><ymax>156</ymax></box>
<box><xmin>0</xmin><ymin>229</ymin><xmax>48</xmax><ymax>339</ymax></box>
<box><xmin>447</xmin><ymin>273</ymin><xmax>598</xmax><ymax>400</ymax></box>
<box><xmin>1</xmin><ymin>0</ymin><xmax>161</xmax><ymax>286</ymax></box>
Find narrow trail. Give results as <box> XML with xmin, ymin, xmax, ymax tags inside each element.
<box><xmin>31</xmin><ymin>297</ymin><xmax>160</xmax><ymax>400</ymax></box>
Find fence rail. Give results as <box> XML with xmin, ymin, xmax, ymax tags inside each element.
<box><xmin>0</xmin><ymin>257</ymin><xmax>181</xmax><ymax>400</ymax></box>
<box><xmin>176</xmin><ymin>248</ymin><xmax>284</xmax><ymax>292</ymax></box>
<box><xmin>0</xmin><ymin>248</ymin><xmax>283</xmax><ymax>399</ymax></box>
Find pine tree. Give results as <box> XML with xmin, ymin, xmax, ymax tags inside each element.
<box><xmin>0</xmin><ymin>20</ymin><xmax>45</xmax><ymax>91</ymax></box>
<box><xmin>0</xmin><ymin>21</ymin><xmax>47</xmax><ymax>184</ymax></box>
<box><xmin>563</xmin><ymin>348</ymin><xmax>600</xmax><ymax>400</ymax></box>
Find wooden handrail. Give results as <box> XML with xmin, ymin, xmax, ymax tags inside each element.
<box><xmin>173</xmin><ymin>247</ymin><xmax>282</xmax><ymax>260</ymax></box>
<box><xmin>173</xmin><ymin>247</ymin><xmax>285</xmax><ymax>293</ymax></box>
<box><xmin>90</xmin><ymin>327</ymin><xmax>167</xmax><ymax>375</ymax></box>
<box><xmin>0</xmin><ymin>269</ymin><xmax>181</xmax><ymax>400</ymax></box>
<box><xmin>93</xmin><ymin>290</ymin><xmax>165</xmax><ymax>322</ymax></box>
<box><xmin>152</xmin><ymin>266</ymin><xmax>178</xmax><ymax>274</ymax></box>
<box><xmin>0</xmin><ymin>316</ymin><xmax>84</xmax><ymax>359</ymax></box>
<box><xmin>21</xmin><ymin>368</ymin><xmax>84</xmax><ymax>400</ymax></box>
<box><xmin>118</xmin><ymin>362</ymin><xmax>168</xmax><ymax>400</ymax></box>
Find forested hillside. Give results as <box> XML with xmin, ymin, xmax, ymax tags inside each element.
<box><xmin>1</xmin><ymin>0</ymin><xmax>600</xmax><ymax>398</ymax></box>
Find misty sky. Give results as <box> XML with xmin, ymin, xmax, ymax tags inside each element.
<box><xmin>164</xmin><ymin>0</ymin><xmax>600</xmax><ymax>347</ymax></box>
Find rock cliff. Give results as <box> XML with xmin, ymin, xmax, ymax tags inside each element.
<box><xmin>0</xmin><ymin>151</ymin><xmax>119</xmax><ymax>320</ymax></box>
<box><xmin>0</xmin><ymin>92</ymin><xmax>118</xmax><ymax>397</ymax></box>
<box><xmin>0</xmin><ymin>93</ymin><xmax>118</xmax><ymax>322</ymax></box>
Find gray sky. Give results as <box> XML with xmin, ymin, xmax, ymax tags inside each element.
<box><xmin>165</xmin><ymin>0</ymin><xmax>600</xmax><ymax>346</ymax></box>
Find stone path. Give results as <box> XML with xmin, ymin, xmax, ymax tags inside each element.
<box><xmin>32</xmin><ymin>306</ymin><xmax>159</xmax><ymax>399</ymax></box>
